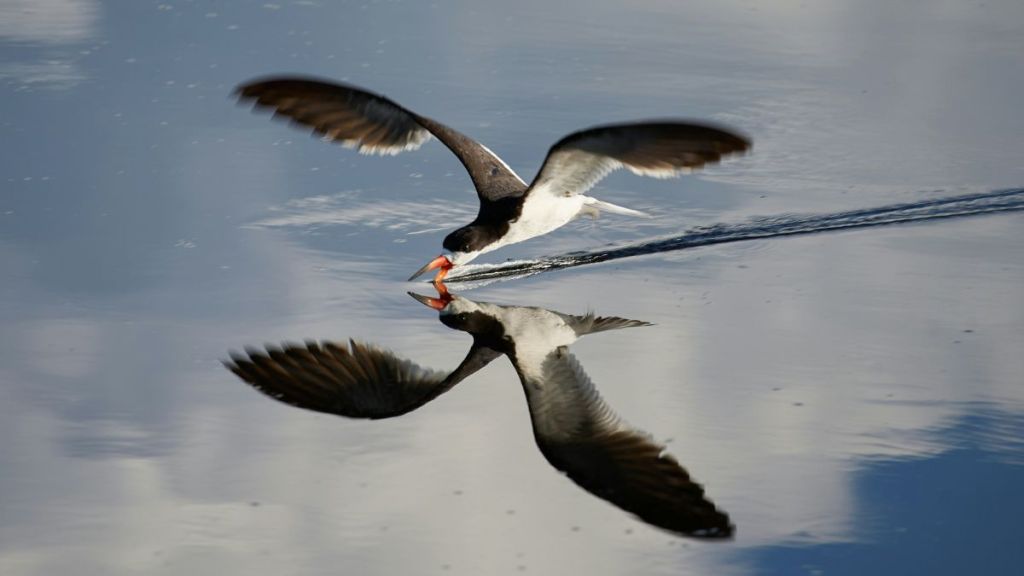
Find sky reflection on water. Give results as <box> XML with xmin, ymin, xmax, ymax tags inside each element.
<box><xmin>735</xmin><ymin>405</ymin><xmax>1024</xmax><ymax>575</ymax></box>
<box><xmin>1</xmin><ymin>1</ymin><xmax>1023</xmax><ymax>575</ymax></box>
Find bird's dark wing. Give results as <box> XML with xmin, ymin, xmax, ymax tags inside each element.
<box><xmin>224</xmin><ymin>339</ymin><xmax>501</xmax><ymax>420</ymax></box>
<box><xmin>235</xmin><ymin>77</ymin><xmax>528</xmax><ymax>201</ymax></box>
<box><xmin>513</xmin><ymin>348</ymin><xmax>733</xmax><ymax>538</ymax></box>
<box><xmin>527</xmin><ymin>121</ymin><xmax>750</xmax><ymax>200</ymax></box>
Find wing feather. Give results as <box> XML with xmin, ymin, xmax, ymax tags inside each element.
<box><xmin>514</xmin><ymin>350</ymin><xmax>734</xmax><ymax>538</ymax></box>
<box><xmin>555</xmin><ymin>312</ymin><xmax>654</xmax><ymax>337</ymax></box>
<box><xmin>225</xmin><ymin>339</ymin><xmax>500</xmax><ymax>420</ymax></box>
<box><xmin>238</xmin><ymin>79</ymin><xmax>430</xmax><ymax>155</ymax></box>
<box><xmin>528</xmin><ymin>121</ymin><xmax>750</xmax><ymax>200</ymax></box>
<box><xmin>236</xmin><ymin>77</ymin><xmax>527</xmax><ymax>199</ymax></box>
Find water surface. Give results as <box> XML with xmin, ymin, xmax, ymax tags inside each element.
<box><xmin>1</xmin><ymin>1</ymin><xmax>1023</xmax><ymax>575</ymax></box>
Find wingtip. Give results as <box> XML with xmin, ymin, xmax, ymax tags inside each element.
<box><xmin>689</xmin><ymin>521</ymin><xmax>736</xmax><ymax>540</ymax></box>
<box><xmin>233</xmin><ymin>77</ymin><xmax>272</xmax><ymax>100</ymax></box>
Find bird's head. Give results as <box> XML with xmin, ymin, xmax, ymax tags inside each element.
<box><xmin>408</xmin><ymin>224</ymin><xmax>492</xmax><ymax>282</ymax></box>
<box><xmin>443</xmin><ymin>225</ymin><xmax>493</xmax><ymax>265</ymax></box>
<box><xmin>408</xmin><ymin>290</ymin><xmax>507</xmax><ymax>346</ymax></box>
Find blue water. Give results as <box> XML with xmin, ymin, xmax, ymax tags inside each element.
<box><xmin>1</xmin><ymin>1</ymin><xmax>1022</xmax><ymax>575</ymax></box>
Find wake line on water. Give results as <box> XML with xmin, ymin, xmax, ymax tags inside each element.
<box><xmin>444</xmin><ymin>188</ymin><xmax>1024</xmax><ymax>286</ymax></box>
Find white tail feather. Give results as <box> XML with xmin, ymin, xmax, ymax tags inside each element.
<box><xmin>582</xmin><ymin>197</ymin><xmax>651</xmax><ymax>218</ymax></box>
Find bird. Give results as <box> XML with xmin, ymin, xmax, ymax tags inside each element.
<box><xmin>225</xmin><ymin>289</ymin><xmax>734</xmax><ymax>538</ymax></box>
<box><xmin>234</xmin><ymin>77</ymin><xmax>751</xmax><ymax>282</ymax></box>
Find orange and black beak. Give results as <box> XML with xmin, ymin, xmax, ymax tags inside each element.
<box><xmin>408</xmin><ymin>254</ymin><xmax>453</xmax><ymax>283</ymax></box>
<box><xmin>408</xmin><ymin>287</ymin><xmax>453</xmax><ymax>311</ymax></box>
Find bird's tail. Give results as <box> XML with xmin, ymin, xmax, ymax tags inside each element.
<box><xmin>581</xmin><ymin>197</ymin><xmax>651</xmax><ymax>218</ymax></box>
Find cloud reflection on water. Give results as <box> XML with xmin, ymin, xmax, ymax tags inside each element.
<box><xmin>0</xmin><ymin>0</ymin><xmax>98</xmax><ymax>89</ymax></box>
<box><xmin>1</xmin><ymin>0</ymin><xmax>1023</xmax><ymax>574</ymax></box>
<box><xmin>249</xmin><ymin>189</ymin><xmax>477</xmax><ymax>233</ymax></box>
<box><xmin>733</xmin><ymin>405</ymin><xmax>1024</xmax><ymax>575</ymax></box>
<box><xmin>0</xmin><ymin>0</ymin><xmax>98</xmax><ymax>44</ymax></box>
<box><xmin>1</xmin><ymin>224</ymin><xmax>1022</xmax><ymax>574</ymax></box>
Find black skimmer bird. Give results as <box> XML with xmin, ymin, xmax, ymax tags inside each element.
<box><xmin>235</xmin><ymin>77</ymin><xmax>751</xmax><ymax>282</ymax></box>
<box><xmin>225</xmin><ymin>290</ymin><xmax>733</xmax><ymax>538</ymax></box>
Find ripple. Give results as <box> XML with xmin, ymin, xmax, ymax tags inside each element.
<box><xmin>446</xmin><ymin>188</ymin><xmax>1024</xmax><ymax>285</ymax></box>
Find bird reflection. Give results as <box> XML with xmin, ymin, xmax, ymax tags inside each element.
<box><xmin>225</xmin><ymin>287</ymin><xmax>733</xmax><ymax>539</ymax></box>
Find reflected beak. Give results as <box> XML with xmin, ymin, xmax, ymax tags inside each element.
<box><xmin>408</xmin><ymin>254</ymin><xmax>453</xmax><ymax>282</ymax></box>
<box><xmin>408</xmin><ymin>290</ymin><xmax>453</xmax><ymax>311</ymax></box>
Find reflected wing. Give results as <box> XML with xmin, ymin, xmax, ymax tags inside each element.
<box><xmin>554</xmin><ymin>311</ymin><xmax>653</xmax><ymax>337</ymax></box>
<box><xmin>527</xmin><ymin>121</ymin><xmax>750</xmax><ymax>200</ymax></box>
<box><xmin>236</xmin><ymin>77</ymin><xmax>528</xmax><ymax>200</ymax></box>
<box><xmin>225</xmin><ymin>339</ymin><xmax>501</xmax><ymax>420</ymax></box>
<box><xmin>515</xmin><ymin>349</ymin><xmax>733</xmax><ymax>538</ymax></box>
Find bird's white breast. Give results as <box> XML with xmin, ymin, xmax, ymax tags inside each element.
<box><xmin>491</xmin><ymin>193</ymin><xmax>586</xmax><ymax>252</ymax></box>
<box><xmin>495</xmin><ymin>306</ymin><xmax>578</xmax><ymax>380</ymax></box>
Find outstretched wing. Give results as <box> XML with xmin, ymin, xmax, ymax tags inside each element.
<box><xmin>225</xmin><ymin>339</ymin><xmax>501</xmax><ymax>420</ymax></box>
<box><xmin>513</xmin><ymin>349</ymin><xmax>733</xmax><ymax>538</ymax></box>
<box><xmin>527</xmin><ymin>121</ymin><xmax>750</xmax><ymax>201</ymax></box>
<box><xmin>236</xmin><ymin>77</ymin><xmax>528</xmax><ymax>200</ymax></box>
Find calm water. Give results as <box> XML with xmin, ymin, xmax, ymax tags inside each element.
<box><xmin>2</xmin><ymin>1</ymin><xmax>1023</xmax><ymax>574</ymax></box>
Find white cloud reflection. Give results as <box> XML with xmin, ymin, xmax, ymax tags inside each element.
<box><xmin>0</xmin><ymin>60</ymin><xmax>86</xmax><ymax>87</ymax></box>
<box><xmin>23</xmin><ymin>319</ymin><xmax>102</xmax><ymax>378</ymax></box>
<box><xmin>2</xmin><ymin>208</ymin><xmax>1022</xmax><ymax>574</ymax></box>
<box><xmin>0</xmin><ymin>0</ymin><xmax>98</xmax><ymax>89</ymax></box>
<box><xmin>249</xmin><ymin>190</ymin><xmax>477</xmax><ymax>234</ymax></box>
<box><xmin>0</xmin><ymin>0</ymin><xmax>98</xmax><ymax>44</ymax></box>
